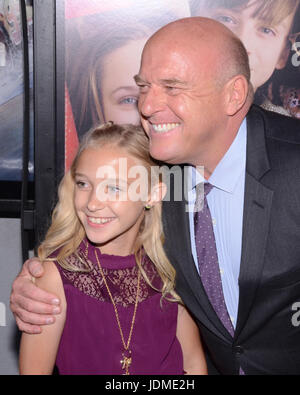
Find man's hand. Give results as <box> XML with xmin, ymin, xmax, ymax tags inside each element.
<box><xmin>10</xmin><ymin>258</ymin><xmax>61</xmax><ymax>334</ymax></box>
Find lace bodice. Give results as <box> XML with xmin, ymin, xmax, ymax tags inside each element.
<box><xmin>53</xmin><ymin>239</ymin><xmax>183</xmax><ymax>375</ymax></box>
<box><xmin>57</xmin><ymin>242</ymin><xmax>162</xmax><ymax>308</ymax></box>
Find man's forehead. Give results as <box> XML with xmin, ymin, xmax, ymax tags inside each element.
<box><xmin>142</xmin><ymin>34</ymin><xmax>207</xmax><ymax>64</ymax></box>
<box><xmin>139</xmin><ymin>53</ymin><xmax>194</xmax><ymax>80</ymax></box>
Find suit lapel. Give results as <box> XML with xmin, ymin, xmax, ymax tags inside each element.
<box><xmin>235</xmin><ymin>173</ymin><xmax>273</xmax><ymax>339</ymax></box>
<box><xmin>235</xmin><ymin>106</ymin><xmax>273</xmax><ymax>339</ymax></box>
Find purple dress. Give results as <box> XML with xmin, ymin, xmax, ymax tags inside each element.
<box><xmin>54</xmin><ymin>240</ymin><xmax>183</xmax><ymax>375</ymax></box>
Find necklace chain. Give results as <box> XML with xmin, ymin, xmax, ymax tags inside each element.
<box><xmin>91</xmin><ymin>245</ymin><xmax>141</xmax><ymax>375</ymax></box>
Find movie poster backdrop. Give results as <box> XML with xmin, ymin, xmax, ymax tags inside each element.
<box><xmin>65</xmin><ymin>0</ymin><xmax>299</xmax><ymax>169</ymax></box>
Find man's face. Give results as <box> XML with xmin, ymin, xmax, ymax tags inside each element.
<box><xmin>195</xmin><ymin>0</ymin><xmax>295</xmax><ymax>91</ymax></box>
<box><xmin>136</xmin><ymin>36</ymin><xmax>227</xmax><ymax>166</ymax></box>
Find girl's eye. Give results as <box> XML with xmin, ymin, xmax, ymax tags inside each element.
<box><xmin>76</xmin><ymin>180</ymin><xmax>88</xmax><ymax>189</ymax></box>
<box><xmin>216</xmin><ymin>15</ymin><xmax>236</xmax><ymax>26</ymax></box>
<box><xmin>108</xmin><ymin>185</ymin><xmax>121</xmax><ymax>193</ymax></box>
<box><xmin>120</xmin><ymin>97</ymin><xmax>138</xmax><ymax>105</ymax></box>
<box><xmin>259</xmin><ymin>27</ymin><xmax>276</xmax><ymax>36</ymax></box>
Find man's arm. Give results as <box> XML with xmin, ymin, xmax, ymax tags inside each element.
<box><xmin>10</xmin><ymin>258</ymin><xmax>61</xmax><ymax>334</ymax></box>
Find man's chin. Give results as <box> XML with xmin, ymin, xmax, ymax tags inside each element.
<box><xmin>149</xmin><ymin>149</ymin><xmax>182</xmax><ymax>165</ymax></box>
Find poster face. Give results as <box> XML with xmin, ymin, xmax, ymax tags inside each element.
<box><xmin>189</xmin><ymin>0</ymin><xmax>300</xmax><ymax>118</ymax></box>
<box><xmin>64</xmin><ymin>0</ymin><xmax>300</xmax><ymax>169</ymax></box>
<box><xmin>0</xmin><ymin>0</ymin><xmax>33</xmax><ymax>182</ymax></box>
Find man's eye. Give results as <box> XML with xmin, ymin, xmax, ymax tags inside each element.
<box><xmin>165</xmin><ymin>86</ymin><xmax>179</xmax><ymax>95</ymax></box>
<box><xmin>137</xmin><ymin>84</ymin><xmax>149</xmax><ymax>93</ymax></box>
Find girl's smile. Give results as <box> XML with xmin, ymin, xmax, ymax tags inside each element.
<box><xmin>74</xmin><ymin>146</ymin><xmax>147</xmax><ymax>256</ymax></box>
<box><xmin>86</xmin><ymin>216</ymin><xmax>117</xmax><ymax>226</ymax></box>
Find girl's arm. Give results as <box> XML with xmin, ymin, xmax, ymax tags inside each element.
<box><xmin>176</xmin><ymin>304</ymin><xmax>208</xmax><ymax>375</ymax></box>
<box><xmin>19</xmin><ymin>261</ymin><xmax>67</xmax><ymax>375</ymax></box>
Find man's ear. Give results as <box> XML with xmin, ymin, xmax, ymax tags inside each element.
<box><xmin>276</xmin><ymin>44</ymin><xmax>290</xmax><ymax>70</ymax></box>
<box><xmin>225</xmin><ymin>75</ymin><xmax>249</xmax><ymax>116</ymax></box>
<box><xmin>145</xmin><ymin>182</ymin><xmax>167</xmax><ymax>208</ymax></box>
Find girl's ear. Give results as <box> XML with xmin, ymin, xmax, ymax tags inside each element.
<box><xmin>145</xmin><ymin>182</ymin><xmax>167</xmax><ymax>208</ymax></box>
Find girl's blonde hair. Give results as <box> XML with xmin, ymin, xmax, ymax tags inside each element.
<box><xmin>38</xmin><ymin>123</ymin><xmax>180</xmax><ymax>302</ymax></box>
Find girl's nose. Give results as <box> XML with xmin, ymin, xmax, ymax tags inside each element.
<box><xmin>87</xmin><ymin>190</ymin><xmax>105</xmax><ymax>212</ymax></box>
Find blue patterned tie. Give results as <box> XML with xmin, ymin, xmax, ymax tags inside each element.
<box><xmin>194</xmin><ymin>183</ymin><xmax>235</xmax><ymax>337</ymax></box>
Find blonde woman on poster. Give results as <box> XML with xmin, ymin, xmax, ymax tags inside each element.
<box><xmin>66</xmin><ymin>2</ymin><xmax>190</xmax><ymax>138</ymax></box>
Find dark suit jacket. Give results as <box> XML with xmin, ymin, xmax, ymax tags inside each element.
<box><xmin>162</xmin><ymin>105</ymin><xmax>300</xmax><ymax>375</ymax></box>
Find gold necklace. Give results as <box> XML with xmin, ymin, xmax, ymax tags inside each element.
<box><xmin>94</xmin><ymin>248</ymin><xmax>141</xmax><ymax>375</ymax></box>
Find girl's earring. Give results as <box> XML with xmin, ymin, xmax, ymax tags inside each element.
<box><xmin>144</xmin><ymin>204</ymin><xmax>152</xmax><ymax>211</ymax></box>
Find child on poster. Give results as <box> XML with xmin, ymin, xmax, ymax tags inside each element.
<box><xmin>190</xmin><ymin>0</ymin><xmax>300</xmax><ymax>117</ymax></box>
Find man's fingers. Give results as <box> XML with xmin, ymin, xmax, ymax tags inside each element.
<box><xmin>27</xmin><ymin>258</ymin><xmax>44</xmax><ymax>278</ymax></box>
<box><xmin>13</xmin><ymin>294</ymin><xmax>61</xmax><ymax>316</ymax></box>
<box><xmin>15</xmin><ymin>316</ymin><xmax>42</xmax><ymax>335</ymax></box>
<box><xmin>10</xmin><ymin>259</ymin><xmax>61</xmax><ymax>333</ymax></box>
<box><xmin>15</xmin><ymin>305</ymin><xmax>57</xmax><ymax>326</ymax></box>
<box><xmin>15</xmin><ymin>277</ymin><xmax>60</xmax><ymax>306</ymax></box>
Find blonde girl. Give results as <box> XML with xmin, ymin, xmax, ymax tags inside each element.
<box><xmin>19</xmin><ymin>122</ymin><xmax>207</xmax><ymax>375</ymax></box>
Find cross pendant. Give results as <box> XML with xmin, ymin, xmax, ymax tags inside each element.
<box><xmin>121</xmin><ymin>354</ymin><xmax>132</xmax><ymax>375</ymax></box>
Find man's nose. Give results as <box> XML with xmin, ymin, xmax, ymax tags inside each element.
<box><xmin>138</xmin><ymin>86</ymin><xmax>166</xmax><ymax>118</ymax></box>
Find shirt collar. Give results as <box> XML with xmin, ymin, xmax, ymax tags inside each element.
<box><xmin>189</xmin><ymin>118</ymin><xmax>247</xmax><ymax>194</ymax></box>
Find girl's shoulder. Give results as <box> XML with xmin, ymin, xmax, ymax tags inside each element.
<box><xmin>35</xmin><ymin>261</ymin><xmax>66</xmax><ymax>303</ymax></box>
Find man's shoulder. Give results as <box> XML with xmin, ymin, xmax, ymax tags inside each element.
<box><xmin>247</xmin><ymin>105</ymin><xmax>300</xmax><ymax>173</ymax></box>
<box><xmin>248</xmin><ymin>104</ymin><xmax>300</xmax><ymax>145</ymax></box>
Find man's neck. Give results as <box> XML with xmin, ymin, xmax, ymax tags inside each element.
<box><xmin>195</xmin><ymin>104</ymin><xmax>250</xmax><ymax>179</ymax></box>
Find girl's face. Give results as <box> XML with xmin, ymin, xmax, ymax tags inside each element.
<box><xmin>195</xmin><ymin>1</ymin><xmax>296</xmax><ymax>91</ymax></box>
<box><xmin>101</xmin><ymin>38</ymin><xmax>147</xmax><ymax>125</ymax></box>
<box><xmin>74</xmin><ymin>145</ymin><xmax>149</xmax><ymax>256</ymax></box>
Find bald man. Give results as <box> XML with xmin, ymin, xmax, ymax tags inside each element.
<box><xmin>11</xmin><ymin>17</ymin><xmax>300</xmax><ymax>375</ymax></box>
